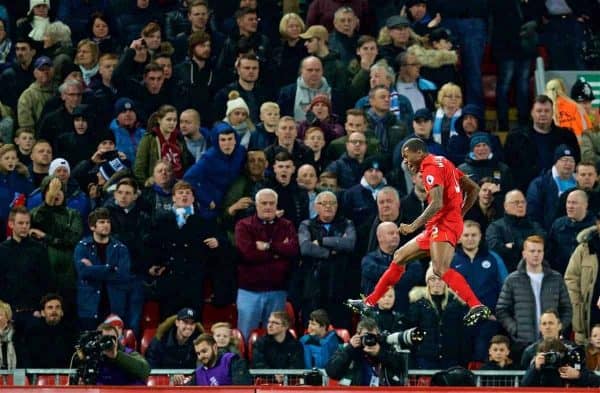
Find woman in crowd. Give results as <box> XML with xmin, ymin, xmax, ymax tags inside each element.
<box><xmin>223</xmin><ymin>91</ymin><xmax>255</xmax><ymax>149</ymax></box>
<box><xmin>42</xmin><ymin>21</ymin><xmax>74</xmax><ymax>79</ymax></box>
<box><xmin>431</xmin><ymin>83</ymin><xmax>463</xmax><ymax>148</ymax></box>
<box><xmin>0</xmin><ymin>300</ymin><xmax>16</xmax><ymax>370</ymax></box>
<box><xmin>272</xmin><ymin>13</ymin><xmax>308</xmax><ymax>88</ymax></box>
<box><xmin>74</xmin><ymin>39</ymin><xmax>100</xmax><ymax>88</ymax></box>
<box><xmin>88</xmin><ymin>11</ymin><xmax>119</xmax><ymax>54</ymax></box>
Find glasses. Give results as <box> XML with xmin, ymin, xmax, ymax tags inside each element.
<box><xmin>317</xmin><ymin>201</ymin><xmax>337</xmax><ymax>207</ymax></box>
<box><xmin>348</xmin><ymin>139</ymin><xmax>366</xmax><ymax>145</ymax></box>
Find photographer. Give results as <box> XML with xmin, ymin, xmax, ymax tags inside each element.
<box><xmin>74</xmin><ymin>323</ymin><xmax>150</xmax><ymax>385</ymax></box>
<box><xmin>325</xmin><ymin>317</ymin><xmax>408</xmax><ymax>386</ymax></box>
<box><xmin>521</xmin><ymin>337</ymin><xmax>600</xmax><ymax>387</ymax></box>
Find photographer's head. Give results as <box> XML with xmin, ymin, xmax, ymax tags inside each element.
<box><xmin>175</xmin><ymin>308</ymin><xmax>199</xmax><ymax>342</ymax></box>
<box><xmin>194</xmin><ymin>334</ymin><xmax>219</xmax><ymax>367</ymax></box>
<box><xmin>40</xmin><ymin>293</ymin><xmax>64</xmax><ymax>325</ymax></box>
<box><xmin>97</xmin><ymin>323</ymin><xmax>119</xmax><ymax>340</ymax></box>
<box><xmin>267</xmin><ymin>311</ymin><xmax>290</xmax><ymax>342</ymax></box>
<box><xmin>353</xmin><ymin>318</ymin><xmax>381</xmax><ymax>357</ymax></box>
<box><xmin>540</xmin><ymin>309</ymin><xmax>562</xmax><ymax>340</ymax></box>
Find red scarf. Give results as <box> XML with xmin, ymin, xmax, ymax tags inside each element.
<box><xmin>154</xmin><ymin>127</ymin><xmax>183</xmax><ymax>178</ymax></box>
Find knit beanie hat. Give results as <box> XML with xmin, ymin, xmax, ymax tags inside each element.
<box><xmin>30</xmin><ymin>0</ymin><xmax>50</xmax><ymax>12</ymax></box>
<box><xmin>49</xmin><ymin>158</ymin><xmax>70</xmax><ymax>176</ymax></box>
<box><xmin>469</xmin><ymin>132</ymin><xmax>491</xmax><ymax>151</ymax></box>
<box><xmin>99</xmin><ymin>156</ymin><xmax>128</xmax><ymax>181</ymax></box>
<box><xmin>104</xmin><ymin>314</ymin><xmax>124</xmax><ymax>329</ymax></box>
<box><xmin>571</xmin><ymin>78</ymin><xmax>595</xmax><ymax>102</ymax></box>
<box><xmin>226</xmin><ymin>94</ymin><xmax>250</xmax><ymax>117</ymax></box>
<box><xmin>308</xmin><ymin>94</ymin><xmax>332</xmax><ymax>112</ymax></box>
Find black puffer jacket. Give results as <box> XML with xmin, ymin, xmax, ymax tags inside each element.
<box><xmin>145</xmin><ymin>315</ymin><xmax>205</xmax><ymax>369</ymax></box>
<box><xmin>251</xmin><ymin>332</ymin><xmax>304</xmax><ymax>369</ymax></box>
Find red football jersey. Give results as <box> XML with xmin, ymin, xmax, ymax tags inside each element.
<box><xmin>419</xmin><ymin>154</ymin><xmax>464</xmax><ymax>228</ymax></box>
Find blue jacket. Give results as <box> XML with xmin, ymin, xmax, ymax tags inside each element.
<box><xmin>341</xmin><ymin>182</ymin><xmax>380</xmax><ymax>228</ymax></box>
<box><xmin>0</xmin><ymin>169</ymin><xmax>33</xmax><ymax>221</ymax></box>
<box><xmin>73</xmin><ymin>236</ymin><xmax>131</xmax><ymax>319</ymax></box>
<box><xmin>110</xmin><ymin>119</ymin><xmax>146</xmax><ymax>165</ymax></box>
<box><xmin>548</xmin><ymin>213</ymin><xmax>596</xmax><ymax>274</ymax></box>
<box><xmin>450</xmin><ymin>246</ymin><xmax>508</xmax><ymax>311</ymax></box>
<box><xmin>324</xmin><ymin>153</ymin><xmax>363</xmax><ymax>190</ymax></box>
<box><xmin>184</xmin><ymin>123</ymin><xmax>246</xmax><ymax>219</ymax></box>
<box><xmin>300</xmin><ymin>330</ymin><xmax>341</xmax><ymax>368</ymax></box>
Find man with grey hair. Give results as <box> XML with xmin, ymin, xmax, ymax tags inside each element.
<box><xmin>299</xmin><ymin>190</ymin><xmax>356</xmax><ymax>327</ymax></box>
<box><xmin>38</xmin><ymin>79</ymin><xmax>84</xmax><ymax>144</ymax></box>
<box><xmin>234</xmin><ymin>187</ymin><xmax>300</xmax><ymax>340</ymax></box>
<box><xmin>329</xmin><ymin>7</ymin><xmax>359</xmax><ymax>64</ymax></box>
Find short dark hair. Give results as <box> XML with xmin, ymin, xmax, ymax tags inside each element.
<box><xmin>194</xmin><ymin>333</ymin><xmax>216</xmax><ymax>346</ymax></box>
<box><xmin>235</xmin><ymin>7</ymin><xmax>257</xmax><ymax>19</ymax></box>
<box><xmin>356</xmin><ymin>317</ymin><xmax>379</xmax><ymax>333</ymax></box>
<box><xmin>346</xmin><ymin>108</ymin><xmax>366</xmax><ymax>120</ymax></box>
<box><xmin>8</xmin><ymin>206</ymin><xmax>30</xmax><ymax>221</ymax></box>
<box><xmin>97</xmin><ymin>323</ymin><xmax>119</xmax><ymax>336</ymax></box>
<box><xmin>270</xmin><ymin>311</ymin><xmax>291</xmax><ymax>327</ymax></box>
<box><xmin>478</xmin><ymin>176</ymin><xmax>498</xmax><ymax>186</ymax></box>
<box><xmin>356</xmin><ymin>35</ymin><xmax>376</xmax><ymax>49</ymax></box>
<box><xmin>15</xmin><ymin>36</ymin><xmax>35</xmax><ymax>48</ymax></box>
<box><xmin>489</xmin><ymin>335</ymin><xmax>510</xmax><ymax>347</ymax></box>
<box><xmin>144</xmin><ymin>62</ymin><xmax>164</xmax><ymax>76</ymax></box>
<box><xmin>533</xmin><ymin>94</ymin><xmax>553</xmax><ymax>106</ymax></box>
<box><xmin>309</xmin><ymin>309</ymin><xmax>330</xmax><ymax>328</ymax></box>
<box><xmin>40</xmin><ymin>293</ymin><xmax>63</xmax><ymax>309</ymax></box>
<box><xmin>402</xmin><ymin>137</ymin><xmax>428</xmax><ymax>153</ymax></box>
<box><xmin>541</xmin><ymin>308</ymin><xmax>560</xmax><ymax>320</ymax></box>
<box><xmin>88</xmin><ymin>207</ymin><xmax>111</xmax><ymax>228</ymax></box>
<box><xmin>116</xmin><ymin>178</ymin><xmax>138</xmax><ymax>193</ymax></box>
<box><xmin>274</xmin><ymin>151</ymin><xmax>294</xmax><ymax>164</ymax></box>
<box><xmin>188</xmin><ymin>0</ymin><xmax>209</xmax><ymax>12</ymax></box>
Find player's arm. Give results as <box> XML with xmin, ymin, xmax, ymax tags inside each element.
<box><xmin>408</xmin><ymin>185</ymin><xmax>443</xmax><ymax>231</ymax></box>
<box><xmin>459</xmin><ymin>175</ymin><xmax>479</xmax><ymax>216</ymax></box>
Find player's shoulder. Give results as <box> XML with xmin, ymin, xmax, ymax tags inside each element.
<box><xmin>421</xmin><ymin>154</ymin><xmax>452</xmax><ymax>169</ymax></box>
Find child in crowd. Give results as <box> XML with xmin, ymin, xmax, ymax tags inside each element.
<box><xmin>13</xmin><ymin>128</ymin><xmax>35</xmax><ymax>167</ymax></box>
<box><xmin>367</xmin><ymin>287</ymin><xmax>405</xmax><ymax>334</ymax></box>
<box><xmin>586</xmin><ymin>324</ymin><xmax>600</xmax><ymax>371</ymax></box>
<box><xmin>0</xmin><ymin>144</ymin><xmax>33</xmax><ymax>237</ymax></box>
<box><xmin>211</xmin><ymin>322</ymin><xmax>241</xmax><ymax>355</ymax></box>
<box><xmin>318</xmin><ymin>171</ymin><xmax>339</xmax><ymax>192</ymax></box>
<box><xmin>224</xmin><ymin>91</ymin><xmax>255</xmax><ymax>149</ymax></box>
<box><xmin>303</xmin><ymin>127</ymin><xmax>326</xmax><ymax>173</ymax></box>
<box><xmin>481</xmin><ymin>335</ymin><xmax>516</xmax><ymax>370</ymax></box>
<box><xmin>299</xmin><ymin>309</ymin><xmax>341</xmax><ymax>368</ymax></box>
<box><xmin>249</xmin><ymin>102</ymin><xmax>280</xmax><ymax>149</ymax></box>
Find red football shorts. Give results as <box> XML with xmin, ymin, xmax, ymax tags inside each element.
<box><xmin>415</xmin><ymin>221</ymin><xmax>463</xmax><ymax>250</ymax></box>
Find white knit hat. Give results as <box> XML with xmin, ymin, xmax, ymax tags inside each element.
<box><xmin>30</xmin><ymin>0</ymin><xmax>50</xmax><ymax>12</ymax></box>
<box><xmin>104</xmin><ymin>314</ymin><xmax>124</xmax><ymax>329</ymax></box>
<box><xmin>226</xmin><ymin>97</ymin><xmax>250</xmax><ymax>117</ymax></box>
<box><xmin>49</xmin><ymin>158</ymin><xmax>70</xmax><ymax>176</ymax></box>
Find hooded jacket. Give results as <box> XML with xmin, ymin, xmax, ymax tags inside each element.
<box><xmin>184</xmin><ymin>122</ymin><xmax>246</xmax><ymax>219</ymax></box>
<box><xmin>0</xmin><ymin>164</ymin><xmax>33</xmax><ymax>223</ymax></box>
<box><xmin>146</xmin><ymin>315</ymin><xmax>205</xmax><ymax>369</ymax></box>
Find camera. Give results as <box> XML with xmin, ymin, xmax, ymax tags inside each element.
<box><xmin>361</xmin><ymin>333</ymin><xmax>380</xmax><ymax>347</ymax></box>
<box><xmin>542</xmin><ymin>347</ymin><xmax>584</xmax><ymax>370</ymax></box>
<box><xmin>542</xmin><ymin>351</ymin><xmax>565</xmax><ymax>369</ymax></box>
<box><xmin>70</xmin><ymin>331</ymin><xmax>117</xmax><ymax>385</ymax></box>
<box><xmin>302</xmin><ymin>368</ymin><xmax>323</xmax><ymax>386</ymax></box>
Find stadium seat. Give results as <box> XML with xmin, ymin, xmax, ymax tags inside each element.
<box><xmin>140</xmin><ymin>327</ymin><xmax>157</xmax><ymax>356</ymax></box>
<box><xmin>35</xmin><ymin>375</ymin><xmax>69</xmax><ymax>385</ymax></box>
<box><xmin>468</xmin><ymin>361</ymin><xmax>484</xmax><ymax>370</ymax></box>
<box><xmin>334</xmin><ymin>328</ymin><xmax>350</xmax><ymax>343</ymax></box>
<box><xmin>202</xmin><ymin>303</ymin><xmax>237</xmax><ymax>329</ymax></box>
<box><xmin>0</xmin><ymin>375</ymin><xmax>29</xmax><ymax>385</ymax></box>
<box><xmin>141</xmin><ymin>301</ymin><xmax>160</xmax><ymax>330</ymax></box>
<box><xmin>147</xmin><ymin>375</ymin><xmax>171</xmax><ymax>386</ymax></box>
<box><xmin>232</xmin><ymin>328</ymin><xmax>246</xmax><ymax>357</ymax></box>
<box><xmin>285</xmin><ymin>301</ymin><xmax>296</xmax><ymax>328</ymax></box>
<box><xmin>120</xmin><ymin>329</ymin><xmax>138</xmax><ymax>351</ymax></box>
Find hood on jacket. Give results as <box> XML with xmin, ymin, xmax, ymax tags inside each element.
<box><xmin>0</xmin><ymin>162</ymin><xmax>30</xmax><ymax>178</ymax></box>
<box><xmin>455</xmin><ymin>104</ymin><xmax>484</xmax><ymax>136</ymax></box>
<box><xmin>154</xmin><ymin>315</ymin><xmax>205</xmax><ymax>341</ymax></box>
<box><xmin>208</xmin><ymin>121</ymin><xmax>241</xmax><ymax>148</ymax></box>
<box><xmin>577</xmin><ymin>225</ymin><xmax>597</xmax><ymax>243</ymax></box>
<box><xmin>408</xmin><ymin>44</ymin><xmax>458</xmax><ymax>69</ymax></box>
<box><xmin>408</xmin><ymin>286</ymin><xmax>464</xmax><ymax>307</ymax></box>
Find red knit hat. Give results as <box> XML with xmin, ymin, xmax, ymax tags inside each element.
<box><xmin>309</xmin><ymin>94</ymin><xmax>332</xmax><ymax>112</ymax></box>
<box><xmin>104</xmin><ymin>314</ymin><xmax>124</xmax><ymax>329</ymax></box>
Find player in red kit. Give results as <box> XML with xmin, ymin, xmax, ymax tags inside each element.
<box><xmin>347</xmin><ymin>138</ymin><xmax>492</xmax><ymax>326</ymax></box>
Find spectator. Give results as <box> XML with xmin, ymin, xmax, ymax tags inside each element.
<box><xmin>447</xmin><ymin>104</ymin><xmax>504</xmax><ymax>166</ymax></box>
<box><xmin>0</xmin><ymin>206</ymin><xmax>51</xmax><ymax>313</ymax></box>
<box><xmin>17</xmin><ymin>55</ymin><xmax>55</xmax><ymax>129</ymax></box>
<box><xmin>300</xmin><ymin>309</ymin><xmax>342</xmax><ymax>368</ymax></box>
<box><xmin>300</xmin><ymin>25</ymin><xmax>346</xmax><ymax>89</ymax></box>
<box><xmin>407</xmin><ymin>30</ymin><xmax>460</xmax><ymax>90</ymax></box>
<box><xmin>526</xmin><ymin>144</ymin><xmax>577</xmax><ymax>231</ymax></box>
<box><xmin>393</xmin><ymin>108</ymin><xmax>445</xmax><ymax>169</ymax></box>
<box><xmin>504</xmin><ymin>95</ymin><xmax>580</xmax><ymax>192</ymax></box>
<box><xmin>406</xmin><ymin>264</ymin><xmax>471</xmax><ymax>369</ymax></box>
<box><xmin>377</xmin><ymin>16</ymin><xmax>414</xmax><ymax>68</ymax></box>
<box><xmin>74</xmin><ymin>208</ymin><xmax>131</xmax><ymax>331</ymax></box>
<box><xmin>248</xmin><ymin>102</ymin><xmax>280</xmax><ymax>150</ymax></box>
<box><xmin>519</xmin><ymin>309</ymin><xmax>574</xmax><ymax>369</ymax></box>
<box><xmin>325</xmin><ymin>317</ymin><xmax>407</xmax><ymax>386</ymax></box>
<box><xmin>57</xmin><ymin>0</ymin><xmax>108</xmax><ymax>43</ymax></box>
<box><xmin>146</xmin><ymin>307</ymin><xmax>205</xmax><ymax>369</ymax></box>
<box><xmin>366</xmin><ymin>85</ymin><xmax>409</xmax><ymax>158</ymax></box>
<box><xmin>545</xmin><ymin>78</ymin><xmax>591</xmax><ymax>140</ymax></box>
<box><xmin>480</xmin><ymin>335</ymin><xmax>517</xmax><ymax>370</ymax></box>
<box><xmin>138</xmin><ymin>160</ymin><xmax>175</xmax><ymax>217</ymax></box>
<box><xmin>405</xmin><ymin>0</ymin><xmax>440</xmax><ymax>36</ymax></box>
<box><xmin>234</xmin><ymin>188</ymin><xmax>299</xmax><ymax>340</ymax></box>
<box><xmin>93</xmin><ymin>53</ymin><xmax>120</xmax><ymax>128</ymax></box>
<box><xmin>210</xmin><ymin>322</ymin><xmax>241</xmax><ymax>355</ymax></box>
<box><xmin>325</xmin><ymin>132</ymin><xmax>368</xmax><ymax>190</ymax></box>
<box><xmin>431</xmin><ymin>82</ymin><xmax>462</xmax><ymax>148</ymax></box>
<box><xmin>135</xmin><ymin>105</ymin><xmax>193</xmax><ymax>184</ymax></box>
<box><xmin>329</xmin><ymin>7</ymin><xmax>359</xmax><ymax>64</ymax></box>
<box><xmin>116</xmin><ymin>0</ymin><xmax>164</xmax><ymax>46</ymax></box>
<box><xmin>555</xmin><ymin>161</ymin><xmax>600</xmax><ymax>218</ymax></box>
<box><xmin>30</xmin><ymin>176</ymin><xmax>83</xmax><ymax>310</ymax></box>
<box><xmin>0</xmin><ymin>37</ymin><xmax>36</xmax><ymax>110</ymax></box>
<box><xmin>565</xmin><ymin>214</ymin><xmax>600</xmax><ymax>345</ymax></box>
<box><xmin>451</xmin><ymin>220</ymin><xmax>507</xmax><ymax>361</ymax></box>
<box><xmin>16</xmin><ymin>293</ymin><xmax>76</xmax><ymax>368</ymax></box>
<box><xmin>179</xmin><ymin>108</ymin><xmax>209</xmax><ymax>162</ymax></box>
<box><xmin>0</xmin><ymin>145</ymin><xmax>34</xmax><ymax>236</ymax></box>
<box><xmin>213</xmin><ymin>53</ymin><xmax>270</xmax><ymax>124</ymax></box>
<box><xmin>326</xmin><ymin>109</ymin><xmax>380</xmax><ymax>161</ymax></box>
<box><xmin>346</xmin><ymin>35</ymin><xmax>379</xmax><ymax>105</ymax></box>
<box><xmin>572</xmin><ymin>78</ymin><xmax>598</xmax><ymax>131</ymax></box>
<box><xmin>586</xmin><ymin>325</ymin><xmax>600</xmax><ymax>371</ymax></box>
<box><xmin>272</xmin><ymin>13</ymin><xmax>307</xmax><ymax>89</ymax></box>
<box><xmin>87</xmin><ymin>12</ymin><xmax>120</xmax><ymax>55</ymax></box>
<box><xmin>299</xmin><ymin>191</ymin><xmax>356</xmax><ymax>327</ymax></box>
<box><xmin>362</xmin><ymin>222</ymin><xmax>422</xmax><ymax>314</ymax></box>
<box><xmin>251</xmin><ymin>311</ymin><xmax>304</xmax><ymax>371</ymax></box>
<box><xmin>16</xmin><ymin>0</ymin><xmax>52</xmax><ymax>48</ymax></box>
<box><xmin>74</xmin><ymin>39</ymin><xmax>100</xmax><ymax>88</ymax></box>
<box><xmin>297</xmin><ymin>163</ymin><xmax>319</xmax><ymax>218</ymax></box>
<box><xmin>0</xmin><ymin>300</ymin><xmax>16</xmax><ymax>370</ymax></box>
<box><xmin>302</xmin><ymin>128</ymin><xmax>327</xmax><ymax>174</ymax></box>
<box><xmin>188</xmin><ymin>333</ymin><xmax>251</xmax><ymax>385</ymax></box>
<box><xmin>307</xmin><ymin>0</ymin><xmax>369</xmax><ymax>34</ymax></box>
<box><xmin>297</xmin><ymin>94</ymin><xmax>345</xmax><ymax>144</ymax></box>
<box><xmin>548</xmin><ymin>190</ymin><xmax>595</xmax><ymax>274</ymax></box>
<box><xmin>38</xmin><ymin>79</ymin><xmax>84</xmax><ymax>145</ymax></box>
<box><xmin>223</xmin><ymin>91</ymin><xmax>255</xmax><ymax>149</ymax></box>
<box><xmin>28</xmin><ymin>139</ymin><xmax>52</xmax><ymax>187</ymax></box>
<box><xmin>14</xmin><ymin>128</ymin><xmax>35</xmax><ymax>167</ymax></box>
<box><xmin>278</xmin><ymin>56</ymin><xmax>340</xmax><ymax>121</ymax></box>
<box><xmin>40</xmin><ymin>21</ymin><xmax>74</xmax><ymax>80</ymax></box>
<box><xmin>54</xmin><ymin>104</ymin><xmax>101</xmax><ymax>166</ymax></box>
<box><xmin>394</xmin><ymin>51</ymin><xmax>436</xmax><ymax>112</ymax></box>
<box><xmin>485</xmin><ymin>190</ymin><xmax>545</xmax><ymax>272</ymax></box>
<box><xmin>496</xmin><ymin>236</ymin><xmax>573</xmax><ymax>357</ymax></box>
<box><xmin>173</xmin><ymin>31</ymin><xmax>215</xmax><ymax>125</ymax></box>
<box><xmin>109</xmin><ymin>98</ymin><xmax>146</xmax><ymax>166</ymax></box>
<box><xmin>264</xmin><ymin>117</ymin><xmax>314</xmax><ymax>169</ymax></box>
<box><xmin>457</xmin><ymin>132</ymin><xmax>513</xmax><ymax>192</ymax></box>
<box><xmin>364</xmin><ymin>187</ymin><xmax>403</xmax><ymax>252</ymax></box>
<box><xmin>184</xmin><ymin>122</ymin><xmax>246</xmax><ymax>220</ymax></box>
<box><xmin>464</xmin><ymin>177</ymin><xmax>503</xmax><ymax>238</ymax></box>
<box><xmin>147</xmin><ymin>180</ymin><xmax>226</xmax><ymax>318</ymax></box>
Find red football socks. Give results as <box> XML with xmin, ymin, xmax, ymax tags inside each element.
<box><xmin>365</xmin><ymin>263</ymin><xmax>405</xmax><ymax>306</ymax></box>
<box><xmin>441</xmin><ymin>268</ymin><xmax>482</xmax><ymax>308</ymax></box>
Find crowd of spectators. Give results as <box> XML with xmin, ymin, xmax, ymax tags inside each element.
<box><xmin>0</xmin><ymin>0</ymin><xmax>599</xmax><ymax>387</ymax></box>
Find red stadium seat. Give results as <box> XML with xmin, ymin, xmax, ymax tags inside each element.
<box><xmin>141</xmin><ymin>301</ymin><xmax>160</xmax><ymax>330</ymax></box>
<box><xmin>0</xmin><ymin>375</ymin><xmax>29</xmax><ymax>385</ymax></box>
<box><xmin>120</xmin><ymin>328</ymin><xmax>138</xmax><ymax>351</ymax></box>
<box><xmin>147</xmin><ymin>375</ymin><xmax>171</xmax><ymax>386</ymax></box>
<box><xmin>232</xmin><ymin>328</ymin><xmax>246</xmax><ymax>357</ymax></box>
<box><xmin>202</xmin><ymin>303</ymin><xmax>238</xmax><ymax>329</ymax></box>
<box><xmin>285</xmin><ymin>301</ymin><xmax>296</xmax><ymax>328</ymax></box>
<box><xmin>468</xmin><ymin>361</ymin><xmax>484</xmax><ymax>370</ymax></box>
<box><xmin>140</xmin><ymin>327</ymin><xmax>157</xmax><ymax>356</ymax></box>
<box><xmin>334</xmin><ymin>328</ymin><xmax>350</xmax><ymax>343</ymax></box>
<box><xmin>247</xmin><ymin>328</ymin><xmax>266</xmax><ymax>362</ymax></box>
<box><xmin>35</xmin><ymin>375</ymin><xmax>69</xmax><ymax>385</ymax></box>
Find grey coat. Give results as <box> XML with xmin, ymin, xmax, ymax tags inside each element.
<box><xmin>496</xmin><ymin>260</ymin><xmax>572</xmax><ymax>346</ymax></box>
